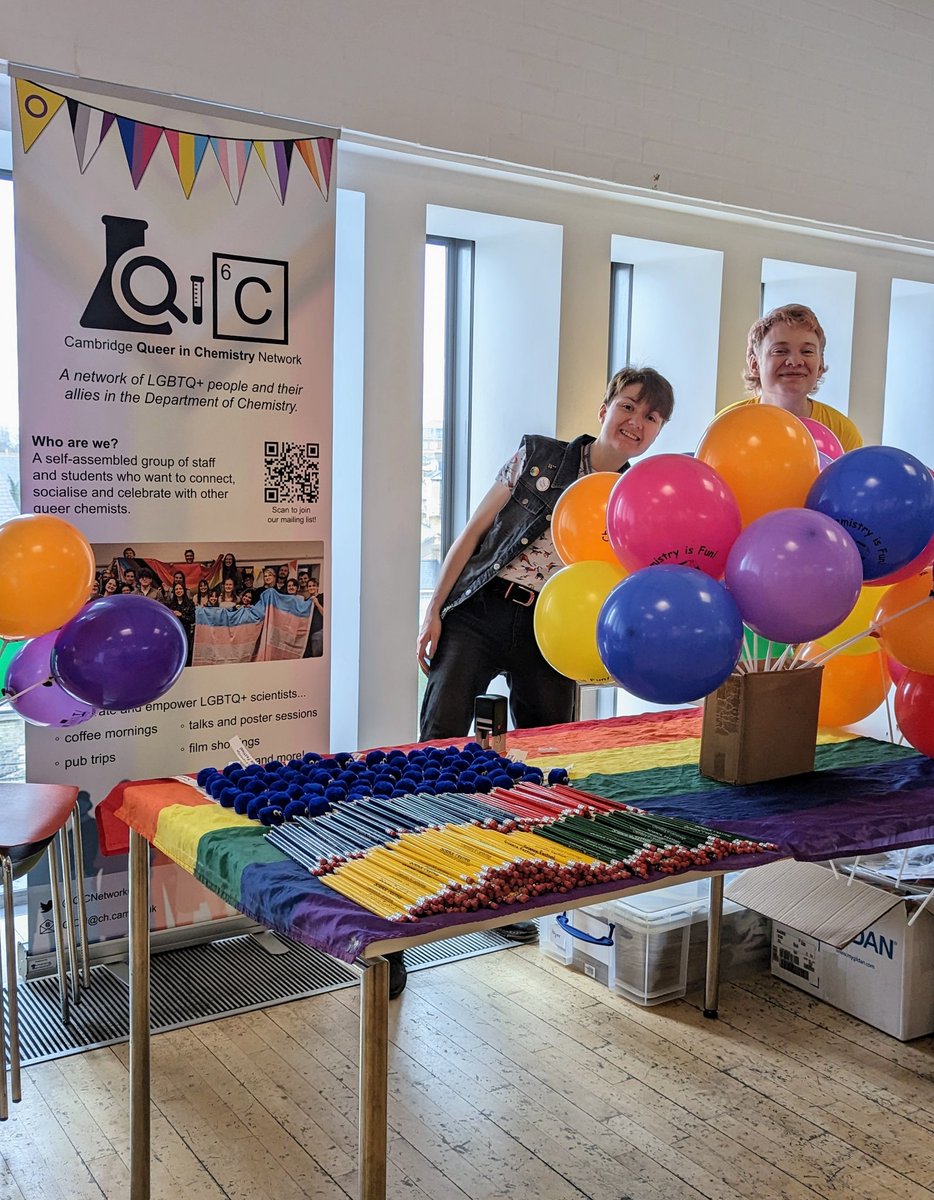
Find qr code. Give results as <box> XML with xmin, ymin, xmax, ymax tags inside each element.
<box><xmin>264</xmin><ymin>441</ymin><xmax>320</xmax><ymax>503</ymax></box>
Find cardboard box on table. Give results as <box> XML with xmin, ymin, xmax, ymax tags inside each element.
<box><xmin>700</xmin><ymin>666</ymin><xmax>823</xmax><ymax>785</ymax></box>
<box><xmin>726</xmin><ymin>860</ymin><xmax>934</xmax><ymax>1041</ymax></box>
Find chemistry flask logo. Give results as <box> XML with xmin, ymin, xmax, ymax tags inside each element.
<box><xmin>81</xmin><ymin>214</ymin><xmax>289</xmax><ymax>345</ymax></box>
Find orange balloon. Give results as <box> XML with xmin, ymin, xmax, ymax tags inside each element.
<box><xmin>0</xmin><ymin>514</ymin><xmax>96</xmax><ymax>638</ymax></box>
<box><xmin>874</xmin><ymin>567</ymin><xmax>934</xmax><ymax>674</ymax></box>
<box><xmin>551</xmin><ymin>472</ymin><xmax>621</xmax><ymax>566</ymax></box>
<box><xmin>696</xmin><ymin>406</ymin><xmax>820</xmax><ymax>527</ymax></box>
<box><xmin>802</xmin><ymin>642</ymin><xmax>891</xmax><ymax>728</ymax></box>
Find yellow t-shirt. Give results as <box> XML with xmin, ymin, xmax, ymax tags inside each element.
<box><xmin>723</xmin><ymin>396</ymin><xmax>863</xmax><ymax>453</ymax></box>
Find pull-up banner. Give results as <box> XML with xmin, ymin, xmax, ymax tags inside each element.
<box><xmin>11</xmin><ymin>68</ymin><xmax>338</xmax><ymax>960</ymax></box>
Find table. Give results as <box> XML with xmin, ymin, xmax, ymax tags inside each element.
<box><xmin>117</xmin><ymin>709</ymin><xmax>934</xmax><ymax>1199</ymax></box>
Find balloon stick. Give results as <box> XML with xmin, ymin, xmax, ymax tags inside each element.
<box><xmin>802</xmin><ymin>590</ymin><xmax>933</xmax><ymax>669</ymax></box>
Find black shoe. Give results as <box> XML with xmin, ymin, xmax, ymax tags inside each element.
<box><xmin>387</xmin><ymin>950</ymin><xmax>407</xmax><ymax>998</ymax></box>
<box><xmin>497</xmin><ymin>921</ymin><xmax>539</xmax><ymax>944</ymax></box>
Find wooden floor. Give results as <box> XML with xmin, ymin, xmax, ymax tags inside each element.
<box><xmin>1</xmin><ymin>945</ymin><xmax>933</xmax><ymax>1200</ymax></box>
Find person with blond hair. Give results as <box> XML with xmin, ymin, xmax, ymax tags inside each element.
<box><xmin>731</xmin><ymin>303</ymin><xmax>862</xmax><ymax>452</ymax></box>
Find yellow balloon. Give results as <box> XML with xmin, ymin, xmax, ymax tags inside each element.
<box><xmin>0</xmin><ymin>515</ymin><xmax>96</xmax><ymax>638</ymax></box>
<box><xmin>802</xmin><ymin>642</ymin><xmax>891</xmax><ymax>728</ymax></box>
<box><xmin>875</xmin><ymin>568</ymin><xmax>934</xmax><ymax>674</ymax></box>
<box><xmin>821</xmin><ymin>584</ymin><xmax>889</xmax><ymax>656</ymax></box>
<box><xmin>696</xmin><ymin>405</ymin><xmax>819</xmax><ymax>527</ymax></box>
<box><xmin>534</xmin><ymin>560</ymin><xmax>627</xmax><ymax>683</ymax></box>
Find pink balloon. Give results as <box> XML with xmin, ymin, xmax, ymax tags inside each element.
<box><xmin>606</xmin><ymin>454</ymin><xmax>742</xmax><ymax>579</ymax></box>
<box><xmin>801</xmin><ymin>417</ymin><xmax>844</xmax><ymax>460</ymax></box>
<box><xmin>887</xmin><ymin>655</ymin><xmax>908</xmax><ymax>687</ymax></box>
<box><xmin>867</xmin><ymin>529</ymin><xmax>934</xmax><ymax>587</ymax></box>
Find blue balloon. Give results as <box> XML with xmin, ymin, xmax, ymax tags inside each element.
<box><xmin>805</xmin><ymin>446</ymin><xmax>934</xmax><ymax>581</ymax></box>
<box><xmin>597</xmin><ymin>564</ymin><xmax>743</xmax><ymax>704</ymax></box>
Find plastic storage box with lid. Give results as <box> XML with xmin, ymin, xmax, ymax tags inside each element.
<box><xmin>553</xmin><ymin>878</ymin><xmax>709</xmax><ymax>1005</ymax></box>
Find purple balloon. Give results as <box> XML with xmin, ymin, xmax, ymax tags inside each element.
<box><xmin>5</xmin><ymin>632</ymin><xmax>98</xmax><ymax>727</ymax></box>
<box><xmin>52</xmin><ymin>595</ymin><xmax>187</xmax><ymax>711</ymax></box>
<box><xmin>724</xmin><ymin>508</ymin><xmax>863</xmax><ymax>644</ymax></box>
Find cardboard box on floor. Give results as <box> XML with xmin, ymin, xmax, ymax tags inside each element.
<box><xmin>726</xmin><ymin>860</ymin><xmax>934</xmax><ymax>1041</ymax></box>
<box><xmin>699</xmin><ymin>666</ymin><xmax>823</xmax><ymax>785</ymax></box>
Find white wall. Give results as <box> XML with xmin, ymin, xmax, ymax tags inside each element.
<box><xmin>5</xmin><ymin>1</ymin><xmax>934</xmax><ymax>241</ymax></box>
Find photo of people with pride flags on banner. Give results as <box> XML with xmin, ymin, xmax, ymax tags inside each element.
<box><xmin>93</xmin><ymin>540</ymin><xmax>325</xmax><ymax>666</ymax></box>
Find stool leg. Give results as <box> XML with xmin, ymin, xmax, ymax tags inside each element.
<box><xmin>2</xmin><ymin>857</ymin><xmax>19</xmax><ymax>1104</ymax></box>
<box><xmin>68</xmin><ymin>806</ymin><xmax>91</xmax><ymax>989</ymax></box>
<box><xmin>0</xmin><ymin>855</ymin><xmax>9</xmax><ymax>1120</ymax></box>
<box><xmin>58</xmin><ymin>829</ymin><xmax>80</xmax><ymax>1005</ymax></box>
<box><xmin>47</xmin><ymin>839</ymin><xmax>70</xmax><ymax>1026</ymax></box>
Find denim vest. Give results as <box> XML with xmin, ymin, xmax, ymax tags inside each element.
<box><xmin>443</xmin><ymin>433</ymin><xmax>608</xmax><ymax>617</ymax></box>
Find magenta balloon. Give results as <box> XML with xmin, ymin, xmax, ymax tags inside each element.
<box><xmin>52</xmin><ymin>595</ymin><xmax>187</xmax><ymax>711</ymax></box>
<box><xmin>724</xmin><ymin>507</ymin><xmax>863</xmax><ymax>644</ymax></box>
<box><xmin>5</xmin><ymin>632</ymin><xmax>98</xmax><ymax>727</ymax></box>
<box><xmin>800</xmin><ymin>417</ymin><xmax>844</xmax><ymax>461</ymax></box>
<box><xmin>606</xmin><ymin>454</ymin><xmax>741</xmax><ymax>579</ymax></box>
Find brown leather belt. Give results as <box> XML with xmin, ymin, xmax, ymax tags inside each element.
<box><xmin>488</xmin><ymin>577</ymin><xmax>537</xmax><ymax>607</ymax></box>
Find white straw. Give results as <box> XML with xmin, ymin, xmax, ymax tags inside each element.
<box><xmin>0</xmin><ymin>676</ymin><xmax>55</xmax><ymax>706</ymax></box>
<box><xmin>805</xmin><ymin>590</ymin><xmax>933</xmax><ymax>669</ymax></box>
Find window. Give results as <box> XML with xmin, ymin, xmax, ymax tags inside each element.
<box><xmin>419</xmin><ymin>237</ymin><xmax>474</xmax><ymax>629</ymax></box>
<box><xmin>608</xmin><ymin>261</ymin><xmax>633</xmax><ymax>377</ymax></box>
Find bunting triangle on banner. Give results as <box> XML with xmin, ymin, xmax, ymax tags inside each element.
<box><xmin>66</xmin><ymin>98</ymin><xmax>116</xmax><ymax>173</ymax></box>
<box><xmin>165</xmin><ymin>130</ymin><xmax>210</xmax><ymax>197</ymax></box>
<box><xmin>295</xmin><ymin>137</ymin><xmax>333</xmax><ymax>200</ymax></box>
<box><xmin>210</xmin><ymin>137</ymin><xmax>252</xmax><ymax>203</ymax></box>
<box><xmin>15</xmin><ymin>79</ymin><xmax>66</xmax><ymax>153</ymax></box>
<box><xmin>116</xmin><ymin>116</ymin><xmax>164</xmax><ymax>188</ymax></box>
<box><xmin>254</xmin><ymin>140</ymin><xmax>293</xmax><ymax>204</ymax></box>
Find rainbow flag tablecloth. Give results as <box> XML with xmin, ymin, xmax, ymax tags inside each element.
<box><xmin>113</xmin><ymin>709</ymin><xmax>934</xmax><ymax>963</ymax></box>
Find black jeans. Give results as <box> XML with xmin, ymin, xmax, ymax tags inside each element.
<box><xmin>419</xmin><ymin>580</ymin><xmax>576</xmax><ymax>741</ymax></box>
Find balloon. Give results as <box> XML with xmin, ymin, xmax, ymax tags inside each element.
<box><xmin>0</xmin><ymin>639</ymin><xmax>27</xmax><ymax>690</ymax></box>
<box><xmin>874</xmin><ymin>568</ymin><xmax>934</xmax><ymax>674</ymax></box>
<box><xmin>52</xmin><ymin>595</ymin><xmax>187</xmax><ymax>711</ymax></box>
<box><xmin>0</xmin><ymin>514</ymin><xmax>96</xmax><ymax>638</ymax></box>
<box><xmin>4</xmin><ymin>632</ymin><xmax>98</xmax><ymax>727</ymax></box>
<box><xmin>724</xmin><ymin>508</ymin><xmax>863</xmax><ymax>644</ymax></box>
<box><xmin>551</xmin><ymin>473</ymin><xmax>620</xmax><ymax>566</ymax></box>
<box><xmin>818</xmin><ymin>452</ymin><xmax>833</xmax><ymax>471</ymax></box>
<box><xmin>887</xmin><ymin>656</ymin><xmax>908</xmax><ymax>687</ymax></box>
<box><xmin>696</xmin><ymin>406</ymin><xmax>820</xmax><ymax>527</ymax></box>
<box><xmin>596</xmin><ymin>564</ymin><xmax>742</xmax><ymax>704</ymax></box>
<box><xmin>534</xmin><ymin>560</ymin><xmax>627</xmax><ymax>683</ymax></box>
<box><xmin>894</xmin><ymin>670</ymin><xmax>934</xmax><ymax>757</ymax></box>
<box><xmin>801</xmin><ymin>417</ymin><xmax>844</xmax><ymax>461</ymax></box>
<box><xmin>801</xmin><ymin>642</ymin><xmax>890</xmax><ymax>728</ymax></box>
<box><xmin>867</xmin><ymin>529</ymin><xmax>934</xmax><ymax>587</ymax></box>
<box><xmin>605</xmin><ymin>454</ymin><xmax>741</xmax><ymax>578</ymax></box>
<box><xmin>819</xmin><ymin>584</ymin><xmax>889</xmax><ymax>657</ymax></box>
<box><xmin>805</xmin><ymin>446</ymin><xmax>934</xmax><ymax>581</ymax></box>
